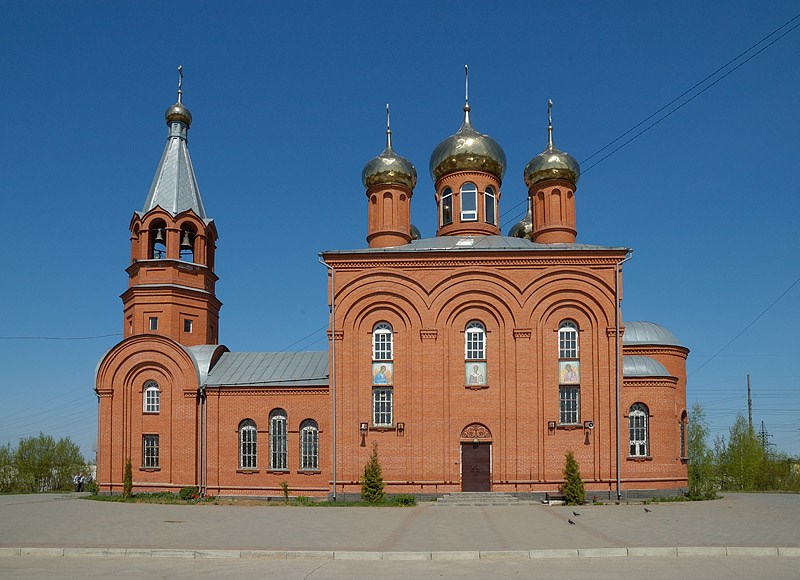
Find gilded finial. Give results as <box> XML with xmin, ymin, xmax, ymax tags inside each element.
<box><xmin>547</xmin><ymin>98</ymin><xmax>553</xmax><ymax>148</ymax></box>
<box><xmin>463</xmin><ymin>64</ymin><xmax>471</xmax><ymax>125</ymax></box>
<box><xmin>386</xmin><ymin>103</ymin><xmax>392</xmax><ymax>149</ymax></box>
<box><xmin>177</xmin><ymin>65</ymin><xmax>184</xmax><ymax>103</ymax></box>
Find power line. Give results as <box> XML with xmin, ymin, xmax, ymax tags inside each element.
<box><xmin>0</xmin><ymin>333</ymin><xmax>122</xmax><ymax>341</ymax></box>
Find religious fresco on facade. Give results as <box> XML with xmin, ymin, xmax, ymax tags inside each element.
<box><xmin>559</xmin><ymin>361</ymin><xmax>580</xmax><ymax>384</ymax></box>
<box><xmin>372</xmin><ymin>363</ymin><xmax>393</xmax><ymax>385</ymax></box>
<box><xmin>465</xmin><ymin>362</ymin><xmax>487</xmax><ymax>385</ymax></box>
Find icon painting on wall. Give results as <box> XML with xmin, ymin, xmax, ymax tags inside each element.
<box><xmin>559</xmin><ymin>361</ymin><xmax>580</xmax><ymax>384</ymax></box>
<box><xmin>372</xmin><ymin>363</ymin><xmax>393</xmax><ymax>385</ymax></box>
<box><xmin>465</xmin><ymin>362</ymin><xmax>487</xmax><ymax>385</ymax></box>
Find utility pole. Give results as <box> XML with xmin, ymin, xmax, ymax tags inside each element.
<box><xmin>747</xmin><ymin>374</ymin><xmax>752</xmax><ymax>431</ymax></box>
<box><xmin>758</xmin><ymin>421</ymin><xmax>774</xmax><ymax>454</ymax></box>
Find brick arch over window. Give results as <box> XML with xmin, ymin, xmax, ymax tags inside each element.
<box><xmin>460</xmin><ymin>423</ymin><xmax>492</xmax><ymax>441</ymax></box>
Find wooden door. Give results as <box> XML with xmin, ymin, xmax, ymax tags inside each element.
<box><xmin>461</xmin><ymin>442</ymin><xmax>491</xmax><ymax>491</ymax></box>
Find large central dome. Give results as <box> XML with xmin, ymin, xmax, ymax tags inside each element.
<box><xmin>429</xmin><ymin>105</ymin><xmax>506</xmax><ymax>183</ymax></box>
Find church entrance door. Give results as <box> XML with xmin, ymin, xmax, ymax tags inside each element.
<box><xmin>461</xmin><ymin>442</ymin><xmax>491</xmax><ymax>492</ymax></box>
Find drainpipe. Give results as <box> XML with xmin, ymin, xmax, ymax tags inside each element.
<box><xmin>615</xmin><ymin>250</ymin><xmax>633</xmax><ymax>501</ymax></box>
<box><xmin>318</xmin><ymin>256</ymin><xmax>337</xmax><ymax>501</ymax></box>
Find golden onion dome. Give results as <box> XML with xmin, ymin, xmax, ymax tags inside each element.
<box><xmin>429</xmin><ymin>104</ymin><xmax>506</xmax><ymax>183</ymax></box>
<box><xmin>165</xmin><ymin>101</ymin><xmax>192</xmax><ymax>126</ymax></box>
<box><xmin>362</xmin><ymin>105</ymin><xmax>417</xmax><ymax>189</ymax></box>
<box><xmin>410</xmin><ymin>223</ymin><xmax>421</xmax><ymax>241</ymax></box>
<box><xmin>524</xmin><ymin>100</ymin><xmax>579</xmax><ymax>188</ymax></box>
<box><xmin>508</xmin><ymin>206</ymin><xmax>533</xmax><ymax>239</ymax></box>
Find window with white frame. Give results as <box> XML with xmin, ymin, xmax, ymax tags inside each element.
<box><xmin>629</xmin><ymin>403</ymin><xmax>649</xmax><ymax>457</ymax></box>
<box><xmin>372</xmin><ymin>323</ymin><xmax>393</xmax><ymax>361</ymax></box>
<box><xmin>373</xmin><ymin>387</ymin><xmax>393</xmax><ymax>426</ymax></box>
<box><xmin>142</xmin><ymin>434</ymin><xmax>159</xmax><ymax>468</ymax></box>
<box><xmin>239</xmin><ymin>419</ymin><xmax>257</xmax><ymax>469</ymax></box>
<box><xmin>465</xmin><ymin>321</ymin><xmax>486</xmax><ymax>360</ymax></box>
<box><xmin>149</xmin><ymin>317</ymin><xmax>158</xmax><ymax>331</ymax></box>
<box><xmin>300</xmin><ymin>419</ymin><xmax>319</xmax><ymax>470</ymax></box>
<box><xmin>484</xmin><ymin>186</ymin><xmax>496</xmax><ymax>225</ymax></box>
<box><xmin>143</xmin><ymin>381</ymin><xmax>160</xmax><ymax>413</ymax></box>
<box><xmin>269</xmin><ymin>409</ymin><xmax>288</xmax><ymax>470</ymax></box>
<box><xmin>460</xmin><ymin>182</ymin><xmax>478</xmax><ymax>221</ymax></box>
<box><xmin>559</xmin><ymin>386</ymin><xmax>579</xmax><ymax>424</ymax></box>
<box><xmin>680</xmin><ymin>412</ymin><xmax>687</xmax><ymax>458</ymax></box>
<box><xmin>441</xmin><ymin>188</ymin><xmax>453</xmax><ymax>225</ymax></box>
<box><xmin>558</xmin><ymin>320</ymin><xmax>580</xmax><ymax>424</ymax></box>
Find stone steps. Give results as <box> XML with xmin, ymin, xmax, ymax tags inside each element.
<box><xmin>436</xmin><ymin>492</ymin><xmax>535</xmax><ymax>506</ymax></box>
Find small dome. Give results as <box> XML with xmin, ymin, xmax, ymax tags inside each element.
<box><xmin>508</xmin><ymin>206</ymin><xmax>532</xmax><ymax>239</ymax></box>
<box><xmin>362</xmin><ymin>145</ymin><xmax>417</xmax><ymax>189</ymax></box>
<box><xmin>410</xmin><ymin>224</ymin><xmax>421</xmax><ymax>240</ymax></box>
<box><xmin>165</xmin><ymin>101</ymin><xmax>192</xmax><ymax>126</ymax></box>
<box><xmin>623</xmin><ymin>321</ymin><xmax>683</xmax><ymax>347</ymax></box>
<box><xmin>623</xmin><ymin>355</ymin><xmax>670</xmax><ymax>377</ymax></box>
<box><xmin>524</xmin><ymin>143</ymin><xmax>579</xmax><ymax>188</ymax></box>
<box><xmin>429</xmin><ymin>107</ymin><xmax>506</xmax><ymax>182</ymax></box>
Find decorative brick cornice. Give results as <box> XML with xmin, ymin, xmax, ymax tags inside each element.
<box><xmin>325</xmin><ymin>255</ymin><xmax>626</xmax><ymax>271</ymax></box>
<box><xmin>420</xmin><ymin>329</ymin><xmax>438</xmax><ymax>340</ymax></box>
<box><xmin>327</xmin><ymin>330</ymin><xmax>343</xmax><ymax>341</ymax></box>
<box><xmin>513</xmin><ymin>328</ymin><xmax>532</xmax><ymax>340</ymax></box>
<box><xmin>96</xmin><ymin>390</ymin><xmax>113</xmax><ymax>398</ymax></box>
<box><xmin>206</xmin><ymin>387</ymin><xmax>329</xmax><ymax>396</ymax></box>
<box><xmin>622</xmin><ymin>377</ymin><xmax>678</xmax><ymax>387</ymax></box>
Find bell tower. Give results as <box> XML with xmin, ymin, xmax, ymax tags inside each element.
<box><xmin>122</xmin><ymin>67</ymin><xmax>221</xmax><ymax>346</ymax></box>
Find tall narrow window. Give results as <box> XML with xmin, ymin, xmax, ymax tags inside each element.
<box><xmin>460</xmin><ymin>182</ymin><xmax>478</xmax><ymax>221</ymax></box>
<box><xmin>558</xmin><ymin>320</ymin><xmax>580</xmax><ymax>424</ymax></box>
<box><xmin>149</xmin><ymin>317</ymin><xmax>158</xmax><ymax>331</ymax></box>
<box><xmin>142</xmin><ymin>434</ymin><xmax>159</xmax><ymax>468</ymax></box>
<box><xmin>680</xmin><ymin>411</ymin><xmax>687</xmax><ymax>458</ymax></box>
<box><xmin>372</xmin><ymin>323</ymin><xmax>393</xmax><ymax>361</ymax></box>
<box><xmin>373</xmin><ymin>387</ymin><xmax>393</xmax><ymax>426</ymax></box>
<box><xmin>300</xmin><ymin>420</ymin><xmax>319</xmax><ymax>470</ymax></box>
<box><xmin>629</xmin><ymin>403</ymin><xmax>649</xmax><ymax>457</ymax></box>
<box><xmin>484</xmin><ymin>186</ymin><xmax>496</xmax><ymax>225</ymax></box>
<box><xmin>239</xmin><ymin>419</ymin><xmax>257</xmax><ymax>469</ymax></box>
<box><xmin>465</xmin><ymin>321</ymin><xmax>487</xmax><ymax>386</ymax></box>
<box><xmin>143</xmin><ymin>381</ymin><xmax>160</xmax><ymax>413</ymax></box>
<box><xmin>269</xmin><ymin>409</ymin><xmax>288</xmax><ymax>470</ymax></box>
<box><xmin>441</xmin><ymin>188</ymin><xmax>453</xmax><ymax>226</ymax></box>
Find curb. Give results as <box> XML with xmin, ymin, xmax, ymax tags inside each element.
<box><xmin>1</xmin><ymin>546</ymin><xmax>798</xmax><ymax>560</ymax></box>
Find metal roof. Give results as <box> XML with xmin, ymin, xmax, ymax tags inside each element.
<box><xmin>323</xmin><ymin>235</ymin><xmax>627</xmax><ymax>255</ymax></box>
<box><xmin>141</xmin><ymin>118</ymin><xmax>206</xmax><ymax>218</ymax></box>
<box><xmin>203</xmin><ymin>351</ymin><xmax>329</xmax><ymax>387</ymax></box>
<box><xmin>623</xmin><ymin>355</ymin><xmax>670</xmax><ymax>377</ymax></box>
<box><xmin>623</xmin><ymin>321</ymin><xmax>682</xmax><ymax>347</ymax></box>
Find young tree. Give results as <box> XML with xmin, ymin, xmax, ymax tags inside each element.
<box><xmin>562</xmin><ymin>450</ymin><xmax>585</xmax><ymax>506</ymax></box>
<box><xmin>0</xmin><ymin>444</ymin><xmax>15</xmax><ymax>493</ymax></box>
<box><xmin>687</xmin><ymin>402</ymin><xmax>716</xmax><ymax>499</ymax></box>
<box><xmin>14</xmin><ymin>434</ymin><xmax>84</xmax><ymax>492</ymax></box>
<box><xmin>123</xmin><ymin>458</ymin><xmax>133</xmax><ymax>498</ymax></box>
<box><xmin>361</xmin><ymin>442</ymin><xmax>385</xmax><ymax>503</ymax></box>
<box><xmin>723</xmin><ymin>414</ymin><xmax>765</xmax><ymax>491</ymax></box>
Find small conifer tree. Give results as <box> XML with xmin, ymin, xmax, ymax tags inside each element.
<box><xmin>562</xmin><ymin>450</ymin><xmax>585</xmax><ymax>505</ymax></box>
<box><xmin>361</xmin><ymin>442</ymin><xmax>385</xmax><ymax>503</ymax></box>
<box><xmin>122</xmin><ymin>458</ymin><xmax>133</xmax><ymax>498</ymax></box>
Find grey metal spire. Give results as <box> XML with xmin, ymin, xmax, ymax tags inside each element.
<box><xmin>141</xmin><ymin>66</ymin><xmax>207</xmax><ymax>219</ymax></box>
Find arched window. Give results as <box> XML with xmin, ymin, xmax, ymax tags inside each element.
<box><xmin>239</xmin><ymin>419</ymin><xmax>257</xmax><ymax>469</ymax></box>
<box><xmin>558</xmin><ymin>321</ymin><xmax>580</xmax><ymax>424</ymax></box>
<box><xmin>300</xmin><ymin>420</ymin><xmax>319</xmax><ymax>470</ymax></box>
<box><xmin>441</xmin><ymin>188</ymin><xmax>453</xmax><ymax>226</ymax></box>
<box><xmin>373</xmin><ymin>323</ymin><xmax>393</xmax><ymax>361</ymax></box>
<box><xmin>143</xmin><ymin>381</ymin><xmax>160</xmax><ymax>413</ymax></box>
<box><xmin>460</xmin><ymin>182</ymin><xmax>478</xmax><ymax>221</ymax></box>
<box><xmin>269</xmin><ymin>409</ymin><xmax>288</xmax><ymax>470</ymax></box>
<box><xmin>558</xmin><ymin>321</ymin><xmax>578</xmax><ymax>359</ymax></box>
<box><xmin>179</xmin><ymin>225</ymin><xmax>196</xmax><ymax>263</ymax></box>
<box><xmin>629</xmin><ymin>403</ymin><xmax>649</xmax><ymax>457</ymax></box>
<box><xmin>680</xmin><ymin>411</ymin><xmax>688</xmax><ymax>458</ymax></box>
<box><xmin>484</xmin><ymin>186</ymin><xmax>496</xmax><ymax>225</ymax></box>
<box><xmin>149</xmin><ymin>220</ymin><xmax>167</xmax><ymax>259</ymax></box>
<box><xmin>465</xmin><ymin>321</ymin><xmax>485</xmax><ymax>360</ymax></box>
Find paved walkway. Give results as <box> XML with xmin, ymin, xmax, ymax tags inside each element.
<box><xmin>1</xmin><ymin>492</ymin><xmax>798</xmax><ymax>565</ymax></box>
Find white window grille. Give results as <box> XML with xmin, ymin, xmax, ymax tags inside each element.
<box><xmin>484</xmin><ymin>186</ymin><xmax>496</xmax><ymax>225</ymax></box>
<box><xmin>143</xmin><ymin>381</ymin><xmax>160</xmax><ymax>413</ymax></box>
<box><xmin>629</xmin><ymin>403</ymin><xmax>649</xmax><ymax>457</ymax></box>
<box><xmin>372</xmin><ymin>323</ymin><xmax>393</xmax><ymax>361</ymax></box>
<box><xmin>142</xmin><ymin>434</ymin><xmax>159</xmax><ymax>468</ymax></box>
<box><xmin>239</xmin><ymin>419</ymin><xmax>257</xmax><ymax>469</ymax></box>
<box><xmin>465</xmin><ymin>321</ymin><xmax>486</xmax><ymax>360</ymax></box>
<box><xmin>559</xmin><ymin>321</ymin><xmax>578</xmax><ymax>359</ymax></box>
<box><xmin>441</xmin><ymin>188</ymin><xmax>453</xmax><ymax>225</ymax></box>
<box><xmin>373</xmin><ymin>388</ymin><xmax>393</xmax><ymax>426</ymax></box>
<box><xmin>559</xmin><ymin>386</ymin><xmax>580</xmax><ymax>425</ymax></box>
<box><xmin>460</xmin><ymin>183</ymin><xmax>478</xmax><ymax>221</ymax></box>
<box><xmin>300</xmin><ymin>420</ymin><xmax>319</xmax><ymax>470</ymax></box>
<box><xmin>269</xmin><ymin>409</ymin><xmax>288</xmax><ymax>470</ymax></box>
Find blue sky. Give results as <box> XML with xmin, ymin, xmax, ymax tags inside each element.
<box><xmin>2</xmin><ymin>1</ymin><xmax>798</xmax><ymax>460</ymax></box>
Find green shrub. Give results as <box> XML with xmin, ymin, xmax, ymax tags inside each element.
<box><xmin>179</xmin><ymin>486</ymin><xmax>200</xmax><ymax>501</ymax></box>
<box><xmin>391</xmin><ymin>494</ymin><xmax>416</xmax><ymax>506</ymax></box>
<box><xmin>122</xmin><ymin>458</ymin><xmax>133</xmax><ymax>499</ymax></box>
<box><xmin>295</xmin><ymin>495</ymin><xmax>311</xmax><ymax>506</ymax></box>
<box><xmin>361</xmin><ymin>443</ymin><xmax>385</xmax><ymax>503</ymax></box>
<box><xmin>561</xmin><ymin>450</ymin><xmax>585</xmax><ymax>506</ymax></box>
<box><xmin>280</xmin><ymin>480</ymin><xmax>289</xmax><ymax>502</ymax></box>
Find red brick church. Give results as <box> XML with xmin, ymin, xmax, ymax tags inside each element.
<box><xmin>95</xmin><ymin>78</ymin><xmax>688</xmax><ymax>499</ymax></box>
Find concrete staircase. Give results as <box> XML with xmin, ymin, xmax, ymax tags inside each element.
<box><xmin>435</xmin><ymin>492</ymin><xmax>533</xmax><ymax>506</ymax></box>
